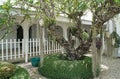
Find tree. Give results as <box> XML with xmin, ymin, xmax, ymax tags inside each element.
<box><xmin>55</xmin><ymin>0</ymin><xmax>92</xmax><ymax>60</ymax></box>
<box><xmin>0</xmin><ymin>0</ymin><xmax>15</xmax><ymax>40</ymax></box>
<box><xmin>89</xmin><ymin>0</ymin><xmax>120</xmax><ymax>77</ymax></box>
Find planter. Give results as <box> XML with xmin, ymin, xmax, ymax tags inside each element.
<box><xmin>30</xmin><ymin>57</ymin><xmax>40</xmax><ymax>67</ymax></box>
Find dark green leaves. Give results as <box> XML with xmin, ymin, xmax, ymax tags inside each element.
<box><xmin>114</xmin><ymin>0</ymin><xmax>120</xmax><ymax>2</ymax></box>
<box><xmin>94</xmin><ymin>0</ymin><xmax>103</xmax><ymax>3</ymax></box>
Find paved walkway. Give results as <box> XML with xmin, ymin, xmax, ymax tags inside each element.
<box><xmin>18</xmin><ymin>56</ymin><xmax>120</xmax><ymax>79</ymax></box>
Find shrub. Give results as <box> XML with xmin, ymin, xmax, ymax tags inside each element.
<box><xmin>10</xmin><ymin>66</ymin><xmax>30</xmax><ymax>79</ymax></box>
<box><xmin>0</xmin><ymin>62</ymin><xmax>30</xmax><ymax>79</ymax></box>
<box><xmin>38</xmin><ymin>54</ymin><xmax>93</xmax><ymax>79</ymax></box>
<box><xmin>0</xmin><ymin>62</ymin><xmax>16</xmax><ymax>78</ymax></box>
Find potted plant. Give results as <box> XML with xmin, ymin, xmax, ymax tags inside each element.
<box><xmin>30</xmin><ymin>57</ymin><xmax>40</xmax><ymax>67</ymax></box>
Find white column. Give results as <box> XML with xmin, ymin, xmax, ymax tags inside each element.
<box><xmin>37</xmin><ymin>23</ymin><xmax>40</xmax><ymax>39</ymax></box>
<box><xmin>108</xmin><ymin>20</ymin><xmax>114</xmax><ymax>34</ymax></box>
<box><xmin>42</xmin><ymin>28</ymin><xmax>45</xmax><ymax>43</ymax></box>
<box><xmin>22</xmin><ymin>22</ymin><xmax>29</xmax><ymax>62</ymax></box>
<box><xmin>63</xmin><ymin>27</ymin><xmax>68</xmax><ymax>41</ymax></box>
<box><xmin>42</xmin><ymin>28</ymin><xmax>46</xmax><ymax>54</ymax></box>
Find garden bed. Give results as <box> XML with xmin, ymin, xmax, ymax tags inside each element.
<box><xmin>0</xmin><ymin>62</ymin><xmax>30</xmax><ymax>79</ymax></box>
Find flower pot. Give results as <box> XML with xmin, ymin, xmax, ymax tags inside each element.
<box><xmin>30</xmin><ymin>57</ymin><xmax>40</xmax><ymax>67</ymax></box>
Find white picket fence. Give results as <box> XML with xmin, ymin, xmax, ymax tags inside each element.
<box><xmin>0</xmin><ymin>38</ymin><xmax>63</xmax><ymax>62</ymax></box>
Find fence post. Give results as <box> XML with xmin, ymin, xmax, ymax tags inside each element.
<box><xmin>33</xmin><ymin>39</ymin><xmax>35</xmax><ymax>56</ymax></box>
<box><xmin>22</xmin><ymin>39</ymin><xmax>24</xmax><ymax>58</ymax></box>
<box><xmin>18</xmin><ymin>39</ymin><xmax>20</xmax><ymax>58</ymax></box>
<box><xmin>36</xmin><ymin>39</ymin><xmax>38</xmax><ymax>55</ymax></box>
<box><xmin>10</xmin><ymin>39</ymin><xmax>12</xmax><ymax>60</ymax></box>
<box><xmin>14</xmin><ymin>39</ymin><xmax>16</xmax><ymax>59</ymax></box>
<box><xmin>29</xmin><ymin>39</ymin><xmax>32</xmax><ymax>56</ymax></box>
<box><xmin>6</xmin><ymin>39</ymin><xmax>8</xmax><ymax>60</ymax></box>
<box><xmin>1</xmin><ymin>40</ymin><xmax>4</xmax><ymax>61</ymax></box>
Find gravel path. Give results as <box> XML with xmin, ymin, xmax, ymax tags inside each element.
<box><xmin>18</xmin><ymin>56</ymin><xmax>120</xmax><ymax>79</ymax></box>
<box><xmin>18</xmin><ymin>63</ymin><xmax>47</xmax><ymax>79</ymax></box>
<box><xmin>101</xmin><ymin>56</ymin><xmax>120</xmax><ymax>79</ymax></box>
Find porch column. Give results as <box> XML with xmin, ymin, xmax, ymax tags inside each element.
<box><xmin>63</xmin><ymin>26</ymin><xmax>68</xmax><ymax>41</ymax></box>
<box><xmin>22</xmin><ymin>22</ymin><xmax>29</xmax><ymax>63</ymax></box>
<box><xmin>37</xmin><ymin>23</ymin><xmax>40</xmax><ymax>39</ymax></box>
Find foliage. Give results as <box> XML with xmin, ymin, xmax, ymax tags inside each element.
<box><xmin>0</xmin><ymin>0</ymin><xmax>15</xmax><ymax>40</ymax></box>
<box><xmin>10</xmin><ymin>66</ymin><xmax>30</xmax><ymax>79</ymax></box>
<box><xmin>68</xmin><ymin>27</ymin><xmax>78</xmax><ymax>36</ymax></box>
<box><xmin>44</xmin><ymin>17</ymin><xmax>56</xmax><ymax>27</ymax></box>
<box><xmin>55</xmin><ymin>0</ymin><xmax>92</xmax><ymax>60</ymax></box>
<box><xmin>38</xmin><ymin>54</ymin><xmax>94</xmax><ymax>79</ymax></box>
<box><xmin>0</xmin><ymin>62</ymin><xmax>30</xmax><ymax>79</ymax></box>
<box><xmin>111</xmin><ymin>31</ymin><xmax>120</xmax><ymax>48</ymax></box>
<box><xmin>0</xmin><ymin>62</ymin><xmax>16</xmax><ymax>79</ymax></box>
<box><xmin>82</xmin><ymin>31</ymin><xmax>89</xmax><ymax>41</ymax></box>
<box><xmin>56</xmin><ymin>0</ymin><xmax>88</xmax><ymax>17</ymax></box>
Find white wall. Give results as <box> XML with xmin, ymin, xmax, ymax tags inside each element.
<box><xmin>29</xmin><ymin>25</ymin><xmax>37</xmax><ymax>39</ymax></box>
<box><xmin>115</xmin><ymin>14</ymin><xmax>120</xmax><ymax>35</ymax></box>
<box><xmin>115</xmin><ymin>14</ymin><xmax>120</xmax><ymax>56</ymax></box>
<box><xmin>0</xmin><ymin>26</ymin><xmax>17</xmax><ymax>40</ymax></box>
<box><xmin>107</xmin><ymin>14</ymin><xmax>120</xmax><ymax>57</ymax></box>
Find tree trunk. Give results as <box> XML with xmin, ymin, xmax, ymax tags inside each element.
<box><xmin>92</xmin><ymin>40</ymin><xmax>102</xmax><ymax>78</ymax></box>
<box><xmin>39</xmin><ymin>25</ymin><xmax>44</xmax><ymax>67</ymax></box>
<box><xmin>91</xmin><ymin>26</ymin><xmax>103</xmax><ymax>78</ymax></box>
<box><xmin>92</xmin><ymin>39</ymin><xmax>97</xmax><ymax>78</ymax></box>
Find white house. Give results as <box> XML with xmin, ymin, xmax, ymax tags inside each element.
<box><xmin>0</xmin><ymin>3</ymin><xmax>93</xmax><ymax>62</ymax></box>
<box><xmin>1</xmin><ymin>0</ymin><xmax>119</xmax><ymax>62</ymax></box>
<box><xmin>105</xmin><ymin>14</ymin><xmax>120</xmax><ymax>57</ymax></box>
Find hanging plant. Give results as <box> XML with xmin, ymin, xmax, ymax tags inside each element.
<box><xmin>70</xmin><ymin>27</ymin><xmax>78</xmax><ymax>36</ymax></box>
<box><xmin>111</xmin><ymin>31</ymin><xmax>120</xmax><ymax>48</ymax></box>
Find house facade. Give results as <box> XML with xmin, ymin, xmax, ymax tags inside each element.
<box><xmin>1</xmin><ymin>10</ymin><xmax>92</xmax><ymax>41</ymax></box>
<box><xmin>105</xmin><ymin>14</ymin><xmax>120</xmax><ymax>57</ymax></box>
<box><xmin>1</xmin><ymin>5</ymin><xmax>120</xmax><ymax>62</ymax></box>
<box><xmin>0</xmin><ymin>6</ymin><xmax>93</xmax><ymax>62</ymax></box>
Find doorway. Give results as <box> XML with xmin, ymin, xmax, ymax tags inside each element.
<box><xmin>17</xmin><ymin>25</ymin><xmax>23</xmax><ymax>41</ymax></box>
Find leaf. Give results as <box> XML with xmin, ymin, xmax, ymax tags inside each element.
<box><xmin>28</xmin><ymin>0</ymin><xmax>33</xmax><ymax>4</ymax></box>
<box><xmin>78</xmin><ymin>2</ymin><xmax>87</xmax><ymax>11</ymax></box>
<box><xmin>114</xmin><ymin>0</ymin><xmax>120</xmax><ymax>2</ymax></box>
<box><xmin>34</xmin><ymin>2</ymin><xmax>40</xmax><ymax>5</ymax></box>
<box><xmin>95</xmin><ymin>0</ymin><xmax>103</xmax><ymax>3</ymax></box>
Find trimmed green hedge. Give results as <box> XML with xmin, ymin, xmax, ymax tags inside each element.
<box><xmin>0</xmin><ymin>62</ymin><xmax>30</xmax><ymax>79</ymax></box>
<box><xmin>38</xmin><ymin>54</ymin><xmax>93</xmax><ymax>79</ymax></box>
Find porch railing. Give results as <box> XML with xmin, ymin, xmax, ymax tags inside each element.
<box><xmin>0</xmin><ymin>38</ymin><xmax>63</xmax><ymax>62</ymax></box>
